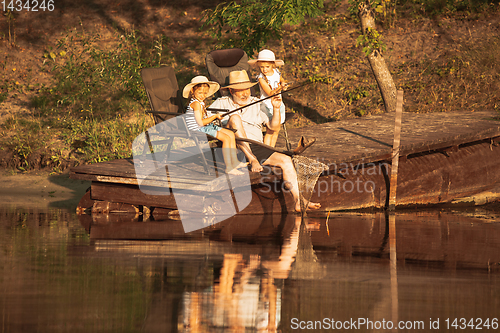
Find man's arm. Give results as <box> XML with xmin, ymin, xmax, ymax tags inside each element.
<box><xmin>267</xmin><ymin>94</ymin><xmax>282</xmax><ymax>132</ymax></box>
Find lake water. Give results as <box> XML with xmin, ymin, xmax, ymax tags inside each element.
<box><xmin>1</xmin><ymin>205</ymin><xmax>499</xmax><ymax>332</ymax></box>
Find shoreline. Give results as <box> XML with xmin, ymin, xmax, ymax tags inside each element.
<box><xmin>0</xmin><ymin>170</ymin><xmax>90</xmax><ymax>211</ymax></box>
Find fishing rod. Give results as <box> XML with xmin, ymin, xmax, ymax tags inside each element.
<box><xmin>206</xmin><ymin>80</ymin><xmax>315</xmax><ymax>116</ymax></box>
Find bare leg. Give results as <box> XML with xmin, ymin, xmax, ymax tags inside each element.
<box><xmin>221</xmin><ymin>128</ymin><xmax>247</xmax><ymax>169</ymax></box>
<box><xmin>216</xmin><ymin>130</ymin><xmax>244</xmax><ymax>175</ymax></box>
<box><xmin>262</xmin><ymin>152</ymin><xmax>321</xmax><ymax>212</ymax></box>
<box><xmin>227</xmin><ymin>115</ymin><xmax>263</xmax><ymax>172</ymax></box>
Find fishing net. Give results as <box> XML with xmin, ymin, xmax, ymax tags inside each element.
<box><xmin>292</xmin><ymin>155</ymin><xmax>328</xmax><ymax>213</ymax></box>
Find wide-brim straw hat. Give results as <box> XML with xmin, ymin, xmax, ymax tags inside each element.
<box><xmin>222</xmin><ymin>70</ymin><xmax>259</xmax><ymax>90</ymax></box>
<box><xmin>183</xmin><ymin>76</ymin><xmax>220</xmax><ymax>98</ymax></box>
<box><xmin>248</xmin><ymin>49</ymin><xmax>284</xmax><ymax>67</ymax></box>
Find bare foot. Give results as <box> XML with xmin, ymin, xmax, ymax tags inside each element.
<box><xmin>235</xmin><ymin>161</ymin><xmax>249</xmax><ymax>169</ymax></box>
<box><xmin>295</xmin><ymin>200</ymin><xmax>321</xmax><ymax>212</ymax></box>
<box><xmin>227</xmin><ymin>168</ymin><xmax>245</xmax><ymax>176</ymax></box>
<box><xmin>250</xmin><ymin>160</ymin><xmax>263</xmax><ymax>173</ymax></box>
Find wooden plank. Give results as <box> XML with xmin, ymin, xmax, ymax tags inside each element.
<box><xmin>91</xmin><ymin>182</ymin><xmax>177</xmax><ymax>208</ymax></box>
<box><xmin>89</xmin><ymin>178</ymin><xmax>294</xmax><ymax>213</ymax></box>
<box><xmin>71</xmin><ymin>158</ymin><xmax>285</xmax><ymax>190</ymax></box>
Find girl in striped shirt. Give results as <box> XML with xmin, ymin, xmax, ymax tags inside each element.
<box><xmin>183</xmin><ymin>76</ymin><xmax>247</xmax><ymax>175</ymax></box>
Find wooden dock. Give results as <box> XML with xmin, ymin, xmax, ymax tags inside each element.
<box><xmin>288</xmin><ymin>110</ymin><xmax>500</xmax><ymax>164</ymax></box>
<box><xmin>70</xmin><ymin>110</ymin><xmax>500</xmax><ymax>214</ymax></box>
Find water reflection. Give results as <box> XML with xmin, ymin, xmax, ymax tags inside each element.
<box><xmin>1</xmin><ymin>205</ymin><xmax>500</xmax><ymax>332</ymax></box>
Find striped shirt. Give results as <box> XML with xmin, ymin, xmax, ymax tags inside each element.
<box><xmin>185</xmin><ymin>98</ymin><xmax>208</xmax><ymax>131</ymax></box>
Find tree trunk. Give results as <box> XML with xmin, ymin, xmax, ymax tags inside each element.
<box><xmin>358</xmin><ymin>2</ymin><xmax>397</xmax><ymax>113</ymax></box>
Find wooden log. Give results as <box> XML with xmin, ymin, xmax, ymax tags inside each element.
<box><xmin>389</xmin><ymin>90</ymin><xmax>404</xmax><ymax>210</ymax></box>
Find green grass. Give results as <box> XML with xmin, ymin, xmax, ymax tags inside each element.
<box><xmin>1</xmin><ymin>27</ymin><xmax>170</xmax><ymax>171</ymax></box>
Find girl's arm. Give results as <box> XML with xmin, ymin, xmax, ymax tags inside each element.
<box><xmin>258</xmin><ymin>77</ymin><xmax>274</xmax><ymax>96</ymax></box>
<box><xmin>191</xmin><ymin>101</ymin><xmax>221</xmax><ymax>126</ymax></box>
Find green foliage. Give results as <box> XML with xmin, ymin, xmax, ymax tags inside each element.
<box><xmin>374</xmin><ymin>0</ymin><xmax>397</xmax><ymax>27</ymax></box>
<box><xmin>348</xmin><ymin>0</ymin><xmax>397</xmax><ymax>27</ymax></box>
<box><xmin>0</xmin><ymin>92</ymin><xmax>7</xmax><ymax>103</ymax></box>
<box><xmin>2</xmin><ymin>28</ymin><xmax>168</xmax><ymax>170</ymax></box>
<box><xmin>2</xmin><ymin>113</ymin><xmax>149</xmax><ymax>170</ymax></box>
<box><xmin>5</xmin><ymin>120</ymin><xmax>46</xmax><ymax>171</ymax></box>
<box><xmin>33</xmin><ymin>29</ymin><xmax>168</xmax><ymax>120</ymax></box>
<box><xmin>347</xmin><ymin>0</ymin><xmax>362</xmax><ymax>18</ymax></box>
<box><xmin>202</xmin><ymin>0</ymin><xmax>324</xmax><ymax>55</ymax></box>
<box><xmin>356</xmin><ymin>27</ymin><xmax>386</xmax><ymax>56</ymax></box>
<box><xmin>61</xmin><ymin>116</ymin><xmax>149</xmax><ymax>164</ymax></box>
<box><xmin>344</xmin><ymin>86</ymin><xmax>370</xmax><ymax>104</ymax></box>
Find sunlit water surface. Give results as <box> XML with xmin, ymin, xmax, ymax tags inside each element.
<box><xmin>1</xmin><ymin>205</ymin><xmax>499</xmax><ymax>332</ymax></box>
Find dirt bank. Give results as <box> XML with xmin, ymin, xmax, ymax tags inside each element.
<box><xmin>0</xmin><ymin>170</ymin><xmax>90</xmax><ymax>210</ymax></box>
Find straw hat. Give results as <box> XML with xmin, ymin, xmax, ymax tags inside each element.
<box><xmin>222</xmin><ymin>70</ymin><xmax>259</xmax><ymax>90</ymax></box>
<box><xmin>248</xmin><ymin>49</ymin><xmax>284</xmax><ymax>67</ymax></box>
<box><xmin>182</xmin><ymin>76</ymin><xmax>220</xmax><ymax>98</ymax></box>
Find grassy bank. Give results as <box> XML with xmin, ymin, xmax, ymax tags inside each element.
<box><xmin>0</xmin><ymin>0</ymin><xmax>499</xmax><ymax>173</ymax></box>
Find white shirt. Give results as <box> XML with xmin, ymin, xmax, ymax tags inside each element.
<box><xmin>257</xmin><ymin>69</ymin><xmax>283</xmax><ymax>110</ymax></box>
<box><xmin>209</xmin><ymin>96</ymin><xmax>268</xmax><ymax>142</ymax></box>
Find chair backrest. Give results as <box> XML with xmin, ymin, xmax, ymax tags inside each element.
<box><xmin>140</xmin><ymin>66</ymin><xmax>184</xmax><ymax>124</ymax></box>
<box><xmin>206</xmin><ymin>48</ymin><xmax>251</xmax><ymax>96</ymax></box>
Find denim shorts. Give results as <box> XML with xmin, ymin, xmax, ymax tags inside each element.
<box><xmin>199</xmin><ymin>123</ymin><xmax>222</xmax><ymax>137</ymax></box>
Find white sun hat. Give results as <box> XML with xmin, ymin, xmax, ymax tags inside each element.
<box><xmin>182</xmin><ymin>76</ymin><xmax>220</xmax><ymax>98</ymax></box>
<box><xmin>248</xmin><ymin>49</ymin><xmax>284</xmax><ymax>67</ymax></box>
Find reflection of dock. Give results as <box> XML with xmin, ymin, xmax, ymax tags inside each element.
<box><xmin>311</xmin><ymin>210</ymin><xmax>500</xmax><ymax>271</ymax></box>
<box><xmin>79</xmin><ymin>210</ymin><xmax>500</xmax><ymax>272</ymax></box>
<box><xmin>70</xmin><ymin>111</ymin><xmax>500</xmax><ymax>214</ymax></box>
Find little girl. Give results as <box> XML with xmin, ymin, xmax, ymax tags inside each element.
<box><xmin>183</xmin><ymin>76</ymin><xmax>247</xmax><ymax>175</ymax></box>
<box><xmin>248</xmin><ymin>49</ymin><xmax>287</xmax><ymax>147</ymax></box>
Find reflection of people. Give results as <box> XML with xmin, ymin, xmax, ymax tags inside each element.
<box><xmin>181</xmin><ymin>253</ymin><xmax>277</xmax><ymax>332</ymax></box>
<box><xmin>209</xmin><ymin>70</ymin><xmax>320</xmax><ymax>212</ymax></box>
<box><xmin>183</xmin><ymin>76</ymin><xmax>247</xmax><ymax>175</ymax></box>
<box><xmin>180</xmin><ymin>215</ymin><xmax>303</xmax><ymax>332</ymax></box>
<box><xmin>262</xmin><ymin>215</ymin><xmax>301</xmax><ymax>279</ymax></box>
<box><xmin>248</xmin><ymin>49</ymin><xmax>287</xmax><ymax>147</ymax></box>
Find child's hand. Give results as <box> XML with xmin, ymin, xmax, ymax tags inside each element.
<box><xmin>215</xmin><ymin>114</ymin><xmax>222</xmax><ymax>120</ymax></box>
<box><xmin>271</xmin><ymin>87</ymin><xmax>282</xmax><ymax>95</ymax></box>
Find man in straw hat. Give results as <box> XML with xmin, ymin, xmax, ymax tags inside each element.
<box><xmin>209</xmin><ymin>70</ymin><xmax>320</xmax><ymax>212</ymax></box>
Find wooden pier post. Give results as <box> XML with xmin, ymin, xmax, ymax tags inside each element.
<box><xmin>388</xmin><ymin>90</ymin><xmax>404</xmax><ymax>210</ymax></box>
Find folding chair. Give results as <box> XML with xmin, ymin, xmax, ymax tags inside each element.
<box><xmin>140</xmin><ymin>66</ymin><xmax>217</xmax><ymax>175</ymax></box>
<box><xmin>206</xmin><ymin>48</ymin><xmax>252</xmax><ymax>97</ymax></box>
